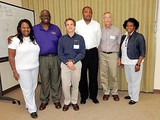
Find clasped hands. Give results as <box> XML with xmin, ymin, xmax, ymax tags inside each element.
<box><xmin>66</xmin><ymin>59</ymin><xmax>76</xmax><ymax>71</ymax></box>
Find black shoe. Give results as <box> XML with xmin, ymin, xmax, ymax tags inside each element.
<box><xmin>124</xmin><ymin>96</ymin><xmax>131</xmax><ymax>99</ymax></box>
<box><xmin>92</xmin><ymin>99</ymin><xmax>99</xmax><ymax>104</ymax></box>
<box><xmin>30</xmin><ymin>112</ymin><xmax>38</xmax><ymax>119</ymax></box>
<box><xmin>80</xmin><ymin>99</ymin><xmax>86</xmax><ymax>104</ymax></box>
<box><xmin>129</xmin><ymin>100</ymin><xmax>137</xmax><ymax>105</ymax></box>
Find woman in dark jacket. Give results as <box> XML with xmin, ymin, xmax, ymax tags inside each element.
<box><xmin>118</xmin><ymin>18</ymin><xmax>146</xmax><ymax>105</ymax></box>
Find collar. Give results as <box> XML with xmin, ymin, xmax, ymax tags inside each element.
<box><xmin>105</xmin><ymin>25</ymin><xmax>113</xmax><ymax>30</ymax></box>
<box><xmin>39</xmin><ymin>22</ymin><xmax>53</xmax><ymax>30</ymax></box>
<box><xmin>67</xmin><ymin>33</ymin><xmax>76</xmax><ymax>38</ymax></box>
<box><xmin>82</xmin><ymin>19</ymin><xmax>92</xmax><ymax>25</ymax></box>
<box><xmin>125</xmin><ymin>31</ymin><xmax>135</xmax><ymax>36</ymax></box>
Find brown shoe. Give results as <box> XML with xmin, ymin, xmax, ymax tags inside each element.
<box><xmin>39</xmin><ymin>103</ymin><xmax>48</xmax><ymax>110</ymax></box>
<box><xmin>72</xmin><ymin>104</ymin><xmax>79</xmax><ymax>111</ymax></box>
<box><xmin>103</xmin><ymin>95</ymin><xmax>110</xmax><ymax>101</ymax></box>
<box><xmin>62</xmin><ymin>104</ymin><xmax>70</xmax><ymax>111</ymax></box>
<box><xmin>112</xmin><ymin>95</ymin><xmax>120</xmax><ymax>101</ymax></box>
<box><xmin>54</xmin><ymin>102</ymin><xmax>61</xmax><ymax>109</ymax></box>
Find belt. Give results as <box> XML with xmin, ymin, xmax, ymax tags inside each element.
<box><xmin>40</xmin><ymin>54</ymin><xmax>57</xmax><ymax>57</ymax></box>
<box><xmin>101</xmin><ymin>51</ymin><xmax>113</xmax><ymax>54</ymax></box>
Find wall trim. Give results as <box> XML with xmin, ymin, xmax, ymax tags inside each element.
<box><xmin>2</xmin><ymin>85</ymin><xmax>160</xmax><ymax>95</ymax></box>
<box><xmin>2</xmin><ymin>84</ymin><xmax>20</xmax><ymax>95</ymax></box>
<box><xmin>154</xmin><ymin>89</ymin><xmax>160</xmax><ymax>94</ymax></box>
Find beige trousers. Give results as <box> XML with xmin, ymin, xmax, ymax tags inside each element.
<box><xmin>61</xmin><ymin>61</ymin><xmax>82</xmax><ymax>105</ymax></box>
<box><xmin>99</xmin><ymin>52</ymin><xmax>118</xmax><ymax>95</ymax></box>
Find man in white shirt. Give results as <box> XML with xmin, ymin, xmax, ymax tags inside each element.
<box><xmin>75</xmin><ymin>6</ymin><xmax>101</xmax><ymax>104</ymax></box>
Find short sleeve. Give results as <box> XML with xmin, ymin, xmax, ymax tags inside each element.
<box><xmin>8</xmin><ymin>37</ymin><xmax>19</xmax><ymax>49</ymax></box>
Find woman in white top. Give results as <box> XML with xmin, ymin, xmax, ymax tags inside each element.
<box><xmin>8</xmin><ymin>19</ymin><xmax>40</xmax><ymax>119</ymax></box>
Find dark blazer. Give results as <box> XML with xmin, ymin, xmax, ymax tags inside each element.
<box><xmin>119</xmin><ymin>31</ymin><xmax>146</xmax><ymax>59</ymax></box>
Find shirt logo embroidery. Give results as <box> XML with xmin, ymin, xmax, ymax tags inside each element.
<box><xmin>51</xmin><ymin>32</ymin><xmax>56</xmax><ymax>35</ymax></box>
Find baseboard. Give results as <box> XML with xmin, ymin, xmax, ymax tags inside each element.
<box><xmin>2</xmin><ymin>84</ymin><xmax>20</xmax><ymax>95</ymax></box>
<box><xmin>2</xmin><ymin>84</ymin><xmax>160</xmax><ymax>95</ymax></box>
<box><xmin>154</xmin><ymin>89</ymin><xmax>160</xmax><ymax>94</ymax></box>
<box><xmin>2</xmin><ymin>83</ymin><xmax>41</xmax><ymax>95</ymax></box>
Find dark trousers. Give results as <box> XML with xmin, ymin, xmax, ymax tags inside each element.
<box><xmin>39</xmin><ymin>55</ymin><xmax>62</xmax><ymax>103</ymax></box>
<box><xmin>79</xmin><ymin>47</ymin><xmax>98</xmax><ymax>100</ymax></box>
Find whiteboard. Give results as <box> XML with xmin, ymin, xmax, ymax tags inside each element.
<box><xmin>0</xmin><ymin>1</ymin><xmax>35</xmax><ymax>62</ymax></box>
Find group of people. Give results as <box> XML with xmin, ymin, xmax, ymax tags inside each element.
<box><xmin>8</xmin><ymin>6</ymin><xmax>146</xmax><ymax>119</ymax></box>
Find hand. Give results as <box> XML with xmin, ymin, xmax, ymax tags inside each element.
<box><xmin>66</xmin><ymin>61</ymin><xmax>76</xmax><ymax>70</ymax></box>
<box><xmin>117</xmin><ymin>58</ymin><xmax>124</xmax><ymax>68</ymax></box>
<box><xmin>135</xmin><ymin>65</ymin><xmax>140</xmax><ymax>72</ymax></box>
<box><xmin>66</xmin><ymin>61</ymin><xmax>73</xmax><ymax>69</ymax></box>
<box><xmin>117</xmin><ymin>58</ymin><xmax>121</xmax><ymax>66</ymax></box>
<box><xmin>8</xmin><ymin>36</ymin><xmax>13</xmax><ymax>44</ymax></box>
<box><xmin>13</xmin><ymin>71</ymin><xmax>20</xmax><ymax>81</ymax></box>
<box><xmin>70</xmin><ymin>66</ymin><xmax>76</xmax><ymax>71</ymax></box>
<box><xmin>120</xmin><ymin>64</ymin><xmax>124</xmax><ymax>68</ymax></box>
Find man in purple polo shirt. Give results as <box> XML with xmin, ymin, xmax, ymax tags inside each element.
<box><xmin>33</xmin><ymin>9</ymin><xmax>62</xmax><ymax>110</ymax></box>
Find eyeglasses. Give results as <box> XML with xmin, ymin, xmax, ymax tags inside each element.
<box><xmin>40</xmin><ymin>14</ymin><xmax>50</xmax><ymax>18</ymax></box>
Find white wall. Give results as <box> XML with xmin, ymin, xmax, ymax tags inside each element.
<box><xmin>1</xmin><ymin>0</ymin><xmax>21</xmax><ymax>6</ymax></box>
<box><xmin>0</xmin><ymin>0</ymin><xmax>21</xmax><ymax>90</ymax></box>
<box><xmin>154</xmin><ymin>0</ymin><xmax>160</xmax><ymax>89</ymax></box>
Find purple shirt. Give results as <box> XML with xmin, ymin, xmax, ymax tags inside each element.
<box><xmin>33</xmin><ymin>23</ymin><xmax>62</xmax><ymax>55</ymax></box>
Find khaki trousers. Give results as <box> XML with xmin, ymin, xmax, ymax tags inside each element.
<box><xmin>99</xmin><ymin>52</ymin><xmax>118</xmax><ymax>95</ymax></box>
<box><xmin>61</xmin><ymin>61</ymin><xmax>82</xmax><ymax>105</ymax></box>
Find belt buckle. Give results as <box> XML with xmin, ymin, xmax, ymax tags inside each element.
<box><xmin>48</xmin><ymin>54</ymin><xmax>52</xmax><ymax>57</ymax></box>
<box><xmin>49</xmin><ymin>54</ymin><xmax>57</xmax><ymax>57</ymax></box>
<box><xmin>106</xmin><ymin>52</ymin><xmax>112</xmax><ymax>54</ymax></box>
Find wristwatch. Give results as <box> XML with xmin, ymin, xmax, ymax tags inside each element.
<box><xmin>136</xmin><ymin>64</ymin><xmax>140</xmax><ymax>67</ymax></box>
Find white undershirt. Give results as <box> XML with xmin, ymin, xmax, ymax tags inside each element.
<box><xmin>121</xmin><ymin>33</ymin><xmax>138</xmax><ymax>65</ymax></box>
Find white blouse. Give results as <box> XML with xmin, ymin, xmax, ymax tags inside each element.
<box><xmin>8</xmin><ymin>36</ymin><xmax>40</xmax><ymax>70</ymax></box>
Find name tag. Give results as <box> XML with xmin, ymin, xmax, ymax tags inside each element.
<box><xmin>74</xmin><ymin>39</ymin><xmax>79</xmax><ymax>49</ymax></box>
<box><xmin>74</xmin><ymin>45</ymin><xmax>79</xmax><ymax>49</ymax></box>
<box><xmin>110</xmin><ymin>35</ymin><xmax>116</xmax><ymax>39</ymax></box>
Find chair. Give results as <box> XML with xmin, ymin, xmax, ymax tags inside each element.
<box><xmin>0</xmin><ymin>73</ymin><xmax>20</xmax><ymax>105</ymax></box>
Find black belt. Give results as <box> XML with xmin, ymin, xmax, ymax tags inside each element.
<box><xmin>40</xmin><ymin>54</ymin><xmax>57</xmax><ymax>57</ymax></box>
<box><xmin>101</xmin><ymin>51</ymin><xmax>113</xmax><ymax>54</ymax></box>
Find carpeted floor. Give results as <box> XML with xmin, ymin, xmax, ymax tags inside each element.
<box><xmin>0</xmin><ymin>85</ymin><xmax>160</xmax><ymax>120</ymax></box>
